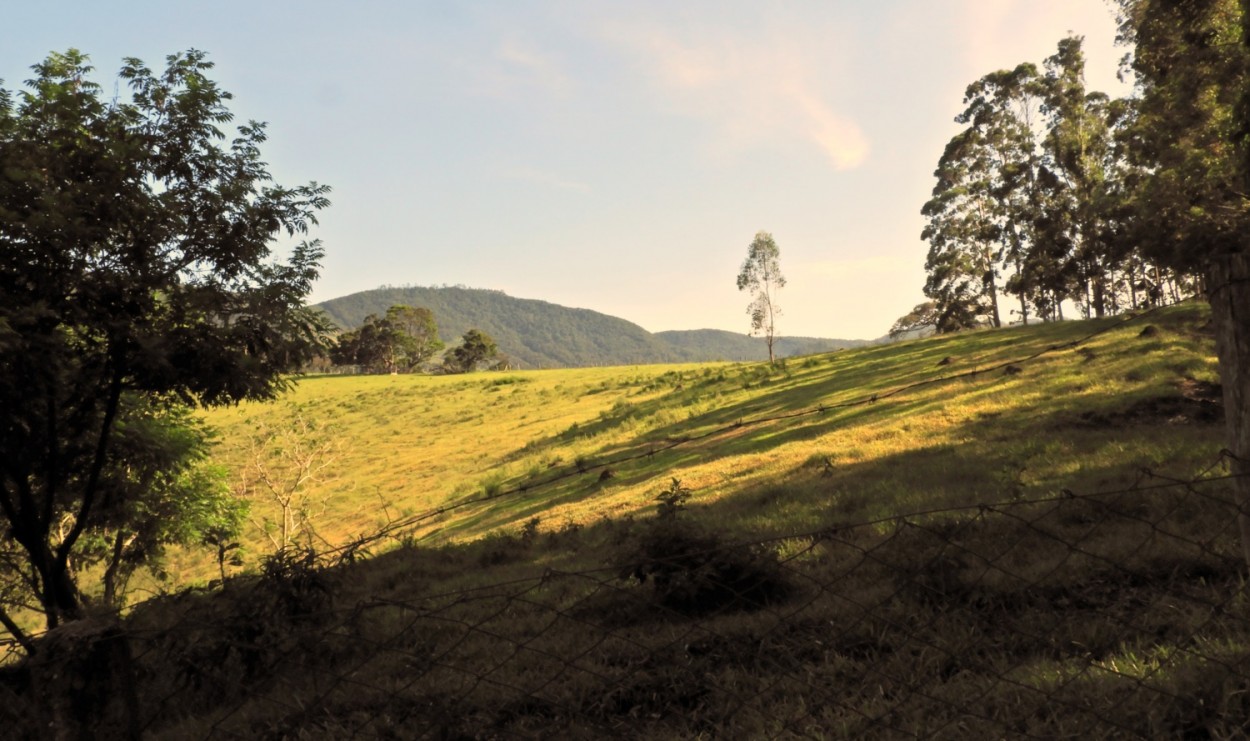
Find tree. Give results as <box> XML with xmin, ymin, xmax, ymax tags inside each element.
<box><xmin>919</xmin><ymin>35</ymin><xmax>1182</xmax><ymax>331</ymax></box>
<box><xmin>446</xmin><ymin>329</ymin><xmax>499</xmax><ymax>373</ymax></box>
<box><xmin>736</xmin><ymin>231</ymin><xmax>787</xmax><ymax>363</ymax></box>
<box><xmin>385</xmin><ymin>305</ymin><xmax>444</xmax><ymax>369</ymax></box>
<box><xmin>921</xmin><ymin>127</ymin><xmax>1005</xmax><ymax>331</ymax></box>
<box><xmin>1115</xmin><ymin>0</ymin><xmax>1250</xmax><ymax>567</ymax></box>
<box><xmin>888</xmin><ymin>302</ymin><xmax>940</xmax><ymax>339</ymax></box>
<box><xmin>0</xmin><ymin>49</ymin><xmax>330</xmax><ymax>645</ymax></box>
<box><xmin>1040</xmin><ymin>38</ymin><xmax>1125</xmax><ymax>318</ymax></box>
<box><xmin>234</xmin><ymin>413</ymin><xmax>342</xmax><ymax>553</ymax></box>
<box><xmin>333</xmin><ymin>305</ymin><xmax>443</xmax><ymax>373</ymax></box>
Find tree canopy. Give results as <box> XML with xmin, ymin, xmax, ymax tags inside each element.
<box><xmin>332</xmin><ymin>304</ymin><xmax>443</xmax><ymax>373</ymax></box>
<box><xmin>446</xmin><ymin>329</ymin><xmax>500</xmax><ymax>373</ymax></box>
<box><xmin>914</xmin><ymin>33</ymin><xmax>1198</xmax><ymax>334</ymax></box>
<box><xmin>0</xmin><ymin>49</ymin><xmax>330</xmax><ymax>645</ymax></box>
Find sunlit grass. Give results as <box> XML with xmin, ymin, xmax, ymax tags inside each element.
<box><xmin>168</xmin><ymin>302</ymin><xmax>1220</xmax><ymax>577</ymax></box>
<box><xmin>86</xmin><ymin>300</ymin><xmax>1250</xmax><ymax>739</ymax></box>
<box><xmin>161</xmin><ymin>302</ymin><xmax>1224</xmax><ymax>588</ymax></box>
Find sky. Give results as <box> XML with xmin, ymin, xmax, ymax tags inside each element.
<box><xmin>3</xmin><ymin>1</ymin><xmax>1131</xmax><ymax>340</ymax></box>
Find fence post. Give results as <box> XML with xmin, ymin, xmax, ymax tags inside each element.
<box><xmin>1208</xmin><ymin>253</ymin><xmax>1250</xmax><ymax>570</ymax></box>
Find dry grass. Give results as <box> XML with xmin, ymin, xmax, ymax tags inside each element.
<box><xmin>163</xmin><ymin>302</ymin><xmax>1223</xmax><ymax>587</ymax></box>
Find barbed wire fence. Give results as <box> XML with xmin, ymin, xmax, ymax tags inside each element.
<box><xmin>3</xmin><ymin>298</ymin><xmax>1244</xmax><ymax>738</ymax></box>
<box><xmin>4</xmin><ymin>454</ymin><xmax>1245</xmax><ymax>738</ymax></box>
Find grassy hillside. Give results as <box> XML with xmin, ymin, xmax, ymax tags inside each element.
<box><xmin>184</xmin><ymin>301</ymin><xmax>1220</xmax><ymax>563</ymax></box>
<box><xmin>19</xmin><ymin>302</ymin><xmax>1248</xmax><ymax>738</ymax></box>
<box><xmin>314</xmin><ymin>285</ymin><xmax>866</xmax><ymax>367</ymax></box>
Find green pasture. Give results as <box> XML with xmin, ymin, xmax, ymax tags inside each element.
<box><xmin>175</xmin><ymin>302</ymin><xmax>1224</xmax><ymax>585</ymax></box>
<box><xmin>102</xmin><ymin>300</ymin><xmax>1250</xmax><ymax>739</ymax></box>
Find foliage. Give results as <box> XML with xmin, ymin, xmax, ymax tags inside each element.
<box><xmin>1115</xmin><ymin>0</ymin><xmax>1249</xmax><ymax>272</ymax></box>
<box><xmin>919</xmin><ymin>33</ymin><xmax>1199</xmax><ymax>333</ymax></box>
<box><xmin>332</xmin><ymin>304</ymin><xmax>443</xmax><ymax>373</ymax></box>
<box><xmin>653</xmin><ymin>477</ymin><xmax>691</xmax><ymax>519</ymax></box>
<box><xmin>445</xmin><ymin>328</ymin><xmax>500</xmax><ymax>373</ymax></box>
<box><xmin>621</xmin><ymin>479</ymin><xmax>789</xmax><ymax>614</ymax></box>
<box><xmin>78</xmin><ymin>403</ymin><xmax>246</xmax><ymax>607</ymax></box>
<box><xmin>889</xmin><ymin>301</ymin><xmax>940</xmax><ymax>339</ymax></box>
<box><xmin>0</xmin><ymin>49</ymin><xmax>329</xmax><ymax>641</ymax></box>
<box><xmin>736</xmin><ymin>231</ymin><xmax>787</xmax><ymax>363</ymax></box>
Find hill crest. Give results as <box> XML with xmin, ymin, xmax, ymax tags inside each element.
<box><xmin>314</xmin><ymin>285</ymin><xmax>867</xmax><ymax>368</ymax></box>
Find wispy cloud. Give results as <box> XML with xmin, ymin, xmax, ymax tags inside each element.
<box><xmin>599</xmin><ymin>17</ymin><xmax>869</xmax><ymax>171</ymax></box>
<box><xmin>494</xmin><ymin>37</ymin><xmax>572</xmax><ymax>96</ymax></box>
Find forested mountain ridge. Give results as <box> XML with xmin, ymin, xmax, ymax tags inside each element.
<box><xmin>315</xmin><ymin>286</ymin><xmax>866</xmax><ymax>367</ymax></box>
<box><xmin>655</xmin><ymin>328</ymin><xmax>869</xmax><ymax>359</ymax></box>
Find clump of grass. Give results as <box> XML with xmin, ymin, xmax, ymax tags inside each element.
<box><xmin>618</xmin><ymin>479</ymin><xmax>791</xmax><ymax>614</ymax></box>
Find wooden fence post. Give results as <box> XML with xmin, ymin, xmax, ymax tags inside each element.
<box><xmin>1208</xmin><ymin>253</ymin><xmax>1250</xmax><ymax>570</ymax></box>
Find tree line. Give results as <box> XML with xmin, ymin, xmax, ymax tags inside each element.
<box><xmin>899</xmin><ymin>3</ymin><xmax>1243</xmax><ymax>336</ymax></box>
<box><xmin>328</xmin><ymin>304</ymin><xmax>505</xmax><ymax>374</ymax></box>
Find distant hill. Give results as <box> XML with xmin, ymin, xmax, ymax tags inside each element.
<box><xmin>314</xmin><ymin>286</ymin><xmax>867</xmax><ymax>368</ymax></box>
<box><xmin>655</xmin><ymin>329</ymin><xmax>868</xmax><ymax>361</ymax></box>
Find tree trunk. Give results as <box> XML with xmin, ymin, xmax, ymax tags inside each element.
<box><xmin>1016</xmin><ymin>257</ymin><xmax>1029</xmax><ymax>326</ymax></box>
<box><xmin>983</xmin><ymin>263</ymin><xmax>1001</xmax><ymax>328</ymax></box>
<box><xmin>1207</xmin><ymin>254</ymin><xmax>1250</xmax><ymax>570</ymax></box>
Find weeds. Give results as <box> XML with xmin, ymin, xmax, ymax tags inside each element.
<box><xmin>620</xmin><ymin>480</ymin><xmax>791</xmax><ymax>614</ymax></box>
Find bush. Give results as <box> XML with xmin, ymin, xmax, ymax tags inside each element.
<box><xmin>620</xmin><ymin>480</ymin><xmax>790</xmax><ymax>614</ymax></box>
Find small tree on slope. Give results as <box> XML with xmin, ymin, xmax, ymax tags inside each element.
<box><xmin>737</xmin><ymin>231</ymin><xmax>787</xmax><ymax>364</ymax></box>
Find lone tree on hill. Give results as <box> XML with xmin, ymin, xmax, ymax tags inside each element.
<box><xmin>446</xmin><ymin>328</ymin><xmax>499</xmax><ymax>373</ymax></box>
<box><xmin>0</xmin><ymin>49</ymin><xmax>330</xmax><ymax>648</ymax></box>
<box><xmin>737</xmin><ymin>231</ymin><xmax>787</xmax><ymax>364</ymax></box>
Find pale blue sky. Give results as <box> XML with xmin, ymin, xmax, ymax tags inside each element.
<box><xmin>4</xmin><ymin>1</ymin><xmax>1127</xmax><ymax>339</ymax></box>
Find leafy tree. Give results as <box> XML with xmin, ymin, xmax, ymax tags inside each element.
<box><xmin>332</xmin><ymin>313</ymin><xmax>394</xmax><ymax>372</ymax></box>
<box><xmin>922</xmin><ymin>63</ymin><xmax>1050</xmax><ymax>331</ymax></box>
<box><xmin>1116</xmin><ymin>0</ymin><xmax>1246</xmax><ymax>276</ymax></box>
<box><xmin>736</xmin><ymin>231</ymin><xmax>787</xmax><ymax>363</ymax></box>
<box><xmin>919</xmin><ymin>35</ymin><xmax>1186</xmax><ymax>332</ymax></box>
<box><xmin>1040</xmin><ymin>38</ymin><xmax>1125</xmax><ymax>318</ymax></box>
<box><xmin>888</xmin><ymin>302</ymin><xmax>940</xmax><ymax>339</ymax></box>
<box><xmin>0</xmin><ymin>49</ymin><xmax>330</xmax><ymax>644</ymax></box>
<box><xmin>921</xmin><ymin>127</ymin><xmax>1004</xmax><ymax>331</ymax></box>
<box><xmin>446</xmin><ymin>328</ymin><xmax>499</xmax><ymax>373</ymax></box>
<box><xmin>332</xmin><ymin>305</ymin><xmax>443</xmax><ymax>373</ymax></box>
<box><xmin>385</xmin><ymin>305</ymin><xmax>443</xmax><ymax>369</ymax></box>
<box><xmin>1115</xmin><ymin>0</ymin><xmax>1250</xmax><ymax>567</ymax></box>
<box><xmin>81</xmin><ymin>403</ymin><xmax>246</xmax><ymax>608</ymax></box>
